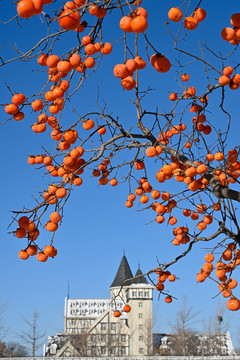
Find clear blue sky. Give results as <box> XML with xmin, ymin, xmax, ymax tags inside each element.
<box><xmin>1</xmin><ymin>0</ymin><xmax>240</xmax><ymax>353</ymax></box>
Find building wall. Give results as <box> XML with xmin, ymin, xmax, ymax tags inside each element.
<box><xmin>127</xmin><ymin>285</ymin><xmax>153</xmax><ymax>356</ymax></box>
<box><xmin>110</xmin><ymin>284</ymin><xmax>154</xmax><ymax>357</ymax></box>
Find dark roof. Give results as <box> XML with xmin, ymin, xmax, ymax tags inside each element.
<box><xmin>110</xmin><ymin>256</ymin><xmax>149</xmax><ymax>287</ymax></box>
<box><xmin>133</xmin><ymin>268</ymin><xmax>149</xmax><ymax>284</ymax></box>
<box><xmin>110</xmin><ymin>255</ymin><xmax>134</xmax><ymax>287</ymax></box>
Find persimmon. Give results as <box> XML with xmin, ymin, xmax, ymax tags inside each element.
<box><xmin>69</xmin><ymin>53</ymin><xmax>82</xmax><ymax>69</ymax></box>
<box><xmin>84</xmin><ymin>57</ymin><xmax>95</xmax><ymax>68</ymax></box>
<box><xmin>194</xmin><ymin>8</ymin><xmax>206</xmax><ymax>22</ymax></box>
<box><xmin>121</xmin><ymin>76</ymin><xmax>136</xmax><ymax>91</ymax></box>
<box><xmin>165</xmin><ymin>296</ymin><xmax>173</xmax><ymax>303</ymax></box>
<box><xmin>146</xmin><ymin>147</ymin><xmax>157</xmax><ymax>157</ymax></box>
<box><xmin>101</xmin><ymin>42</ymin><xmax>112</xmax><ymax>55</ymax></box>
<box><xmin>150</xmin><ymin>54</ymin><xmax>171</xmax><ymax>73</ymax></box>
<box><xmin>99</xmin><ymin>177</ymin><xmax>108</xmax><ymax>185</ymax></box>
<box><xmin>169</xmin><ymin>217</ymin><xmax>177</xmax><ymax>225</ymax></box>
<box><xmin>196</xmin><ymin>273</ymin><xmax>206</xmax><ymax>282</ymax></box>
<box><xmin>133</xmin><ymin>0</ymin><xmax>142</xmax><ymax>5</ymax></box>
<box><xmin>156</xmin><ymin>283</ymin><xmax>164</xmax><ymax>291</ymax></box>
<box><xmin>45</xmin><ymin>221</ymin><xmax>58</xmax><ymax>232</ymax></box>
<box><xmin>206</xmin><ymin>153</ymin><xmax>214</xmax><ymax>162</ymax></box>
<box><xmin>18</xmin><ymin>216</ymin><xmax>30</xmax><ymax>229</ymax></box>
<box><xmin>31</xmin><ymin>99</ymin><xmax>43</xmax><ymax>111</ymax></box>
<box><xmin>223</xmin><ymin>249</ymin><xmax>232</xmax><ymax>261</ymax></box>
<box><xmin>113</xmin><ymin>64</ymin><xmax>128</xmax><ymax>79</ymax></box>
<box><xmin>123</xmin><ymin>304</ymin><xmax>131</xmax><ymax>313</ymax></box>
<box><xmin>27</xmin><ymin>245</ymin><xmax>38</xmax><ymax>256</ymax></box>
<box><xmin>183</xmin><ymin>209</ymin><xmax>191</xmax><ymax>217</ymax></box>
<box><xmin>221</xmin><ymin>27</ymin><xmax>235</xmax><ymax>41</ymax></box>
<box><xmin>44</xmin><ymin>245</ymin><xmax>57</xmax><ymax>257</ymax></box>
<box><xmin>15</xmin><ymin>228</ymin><xmax>27</xmax><ymax>238</ymax></box>
<box><xmin>56</xmin><ymin>188</ymin><xmax>67</xmax><ymax>198</ymax></box>
<box><xmin>169</xmin><ymin>92</ymin><xmax>178</xmax><ymax>101</ymax></box>
<box><xmin>12</xmin><ymin>93</ymin><xmax>25</xmax><ymax>106</ymax></box>
<box><xmin>19</xmin><ymin>250</ymin><xmax>29</xmax><ymax>260</ymax></box>
<box><xmin>181</xmin><ymin>74</ymin><xmax>190</xmax><ymax>82</ymax></box>
<box><xmin>168</xmin><ymin>7</ymin><xmax>183</xmax><ymax>22</ymax></box>
<box><xmin>130</xmin><ymin>15</ymin><xmax>148</xmax><ymax>33</ymax></box>
<box><xmin>89</xmin><ymin>4</ymin><xmax>100</xmax><ymax>16</ymax></box>
<box><xmin>109</xmin><ymin>178</ymin><xmax>118</xmax><ymax>186</ymax></box>
<box><xmin>5</xmin><ymin>104</ymin><xmax>19</xmax><ymax>115</ymax></box>
<box><xmin>134</xmin><ymin>161</ymin><xmax>145</xmax><ymax>170</ymax></box>
<box><xmin>13</xmin><ymin>112</ymin><xmax>25</xmax><ymax>121</ymax></box>
<box><xmin>119</xmin><ymin>16</ymin><xmax>133</xmax><ymax>32</ymax></box>
<box><xmin>226</xmin><ymin>297</ymin><xmax>240</xmax><ymax>311</ymax></box>
<box><xmin>125</xmin><ymin>200</ymin><xmax>133</xmax><ymax>208</ymax></box>
<box><xmin>113</xmin><ymin>310</ymin><xmax>121</xmax><ymax>317</ymax></box>
<box><xmin>83</xmin><ymin>119</ymin><xmax>94</xmax><ymax>130</ymax></box>
<box><xmin>37</xmin><ymin>53</ymin><xmax>48</xmax><ymax>66</ymax></box>
<box><xmin>37</xmin><ymin>252</ymin><xmax>48</xmax><ymax>262</ymax></box>
<box><xmin>59</xmin><ymin>9</ymin><xmax>81</xmax><ymax>30</ymax></box>
<box><xmin>17</xmin><ymin>0</ymin><xmax>35</xmax><ymax>18</ymax></box>
<box><xmin>134</xmin><ymin>56</ymin><xmax>146</xmax><ymax>69</ymax></box>
<box><xmin>228</xmin><ymin>279</ymin><xmax>238</xmax><ymax>289</ymax></box>
<box><xmin>168</xmin><ymin>274</ymin><xmax>175</xmax><ymax>282</ymax></box>
<box><xmin>184</xmin><ymin>16</ymin><xmax>198</xmax><ymax>30</ymax></box>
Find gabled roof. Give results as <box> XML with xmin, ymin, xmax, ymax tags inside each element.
<box><xmin>110</xmin><ymin>255</ymin><xmax>134</xmax><ymax>288</ymax></box>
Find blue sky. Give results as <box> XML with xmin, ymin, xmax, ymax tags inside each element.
<box><xmin>1</xmin><ymin>0</ymin><xmax>240</xmax><ymax>353</ymax></box>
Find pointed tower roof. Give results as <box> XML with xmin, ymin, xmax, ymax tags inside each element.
<box><xmin>110</xmin><ymin>255</ymin><xmax>134</xmax><ymax>288</ymax></box>
<box><xmin>133</xmin><ymin>268</ymin><xmax>149</xmax><ymax>284</ymax></box>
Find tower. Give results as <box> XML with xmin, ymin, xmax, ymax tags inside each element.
<box><xmin>109</xmin><ymin>256</ymin><xmax>154</xmax><ymax>356</ymax></box>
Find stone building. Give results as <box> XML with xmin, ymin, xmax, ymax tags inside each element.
<box><xmin>44</xmin><ymin>255</ymin><xmax>154</xmax><ymax>357</ymax></box>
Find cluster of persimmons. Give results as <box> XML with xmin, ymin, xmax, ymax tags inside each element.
<box><xmin>3</xmin><ymin>0</ymin><xmax>240</xmax><ymax>311</ymax></box>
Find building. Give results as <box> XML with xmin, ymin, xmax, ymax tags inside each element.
<box><xmin>44</xmin><ymin>255</ymin><xmax>154</xmax><ymax>357</ymax></box>
<box><xmin>153</xmin><ymin>332</ymin><xmax>235</xmax><ymax>357</ymax></box>
<box><xmin>43</xmin><ymin>255</ymin><xmax>235</xmax><ymax>358</ymax></box>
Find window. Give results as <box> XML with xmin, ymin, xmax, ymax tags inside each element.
<box><xmin>91</xmin><ymin>346</ymin><xmax>96</xmax><ymax>355</ymax></box>
<box><xmin>121</xmin><ymin>334</ymin><xmax>126</xmax><ymax>342</ymax></box>
<box><xmin>90</xmin><ymin>319</ymin><xmax>95</xmax><ymax>324</ymax></box>
<box><xmin>110</xmin><ymin>347</ymin><xmax>115</xmax><ymax>354</ymax></box>
<box><xmin>139</xmin><ymin>291</ymin><xmax>143</xmax><ymax>296</ymax></box>
<box><xmin>91</xmin><ymin>335</ymin><xmax>96</xmax><ymax>342</ymax></box>
<box><xmin>101</xmin><ymin>346</ymin><xmax>106</xmax><ymax>354</ymax></box>
<box><xmin>139</xmin><ymin>313</ymin><xmax>143</xmax><ymax>319</ymax></box>
<box><xmin>111</xmin><ymin>334</ymin><xmax>116</xmax><ymax>341</ymax></box>
<box><xmin>139</xmin><ymin>336</ymin><xmax>143</xmax><ymax>341</ymax></box>
<box><xmin>101</xmin><ymin>335</ymin><xmax>106</xmax><ymax>342</ymax></box>
<box><xmin>144</xmin><ymin>291</ymin><xmax>149</xmax><ymax>297</ymax></box>
<box><xmin>121</xmin><ymin>346</ymin><xmax>126</xmax><ymax>354</ymax></box>
<box><xmin>139</xmin><ymin>348</ymin><xmax>143</xmax><ymax>354</ymax></box>
<box><xmin>139</xmin><ymin>325</ymin><xmax>143</xmax><ymax>330</ymax></box>
<box><xmin>139</xmin><ymin>302</ymin><xmax>143</xmax><ymax>307</ymax></box>
<box><xmin>132</xmin><ymin>291</ymin><xmax>137</xmax><ymax>297</ymax></box>
<box><xmin>71</xmin><ymin>319</ymin><xmax>76</xmax><ymax>325</ymax></box>
<box><xmin>111</xmin><ymin>323</ymin><xmax>116</xmax><ymax>331</ymax></box>
<box><xmin>101</xmin><ymin>323</ymin><xmax>106</xmax><ymax>330</ymax></box>
<box><xmin>80</xmin><ymin>319</ymin><xmax>85</xmax><ymax>325</ymax></box>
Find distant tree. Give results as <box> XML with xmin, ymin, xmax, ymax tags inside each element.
<box><xmin>170</xmin><ymin>296</ymin><xmax>200</xmax><ymax>356</ymax></box>
<box><xmin>2</xmin><ymin>342</ymin><xmax>28</xmax><ymax>357</ymax></box>
<box><xmin>18</xmin><ymin>311</ymin><xmax>45</xmax><ymax>356</ymax></box>
<box><xmin>0</xmin><ymin>299</ymin><xmax>8</xmax><ymax>356</ymax></box>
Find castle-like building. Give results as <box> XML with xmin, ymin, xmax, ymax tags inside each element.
<box><xmin>43</xmin><ymin>255</ymin><xmax>235</xmax><ymax>358</ymax></box>
<box><xmin>44</xmin><ymin>255</ymin><xmax>154</xmax><ymax>357</ymax></box>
